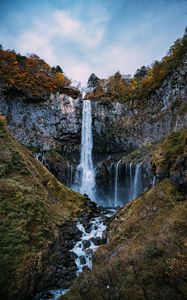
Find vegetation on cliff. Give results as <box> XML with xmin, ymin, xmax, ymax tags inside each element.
<box><xmin>86</xmin><ymin>28</ymin><xmax>187</xmax><ymax>102</ymax></box>
<box><xmin>62</xmin><ymin>130</ymin><xmax>187</xmax><ymax>300</ymax></box>
<box><xmin>152</xmin><ymin>129</ymin><xmax>187</xmax><ymax>197</ymax></box>
<box><xmin>152</xmin><ymin>129</ymin><xmax>187</xmax><ymax>174</ymax></box>
<box><xmin>0</xmin><ymin>116</ymin><xmax>85</xmax><ymax>299</ymax></box>
<box><xmin>0</xmin><ymin>47</ymin><xmax>75</xmax><ymax>101</ymax></box>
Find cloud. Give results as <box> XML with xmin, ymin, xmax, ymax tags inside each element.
<box><xmin>0</xmin><ymin>0</ymin><xmax>186</xmax><ymax>85</ymax></box>
<box><xmin>2</xmin><ymin>7</ymin><xmax>108</xmax><ymax>84</ymax></box>
<box><xmin>17</xmin><ymin>8</ymin><xmax>108</xmax><ymax>55</ymax></box>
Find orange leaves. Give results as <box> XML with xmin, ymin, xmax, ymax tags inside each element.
<box><xmin>55</xmin><ymin>71</ymin><xmax>65</xmax><ymax>83</ymax></box>
<box><xmin>0</xmin><ymin>49</ymin><xmax>70</xmax><ymax>101</ymax></box>
<box><xmin>91</xmin><ymin>32</ymin><xmax>187</xmax><ymax>102</ymax></box>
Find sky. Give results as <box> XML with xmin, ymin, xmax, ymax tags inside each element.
<box><xmin>0</xmin><ymin>0</ymin><xmax>186</xmax><ymax>85</ymax></box>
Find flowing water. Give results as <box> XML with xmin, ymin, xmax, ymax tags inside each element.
<box><xmin>71</xmin><ymin>217</ymin><xmax>107</xmax><ymax>274</ymax></box>
<box><xmin>113</xmin><ymin>161</ymin><xmax>143</xmax><ymax>205</ymax></box>
<box><xmin>114</xmin><ymin>159</ymin><xmax>122</xmax><ymax>207</ymax></box>
<box><xmin>132</xmin><ymin>162</ymin><xmax>142</xmax><ymax>199</ymax></box>
<box><xmin>41</xmin><ymin>210</ymin><xmax>115</xmax><ymax>300</ymax></box>
<box><xmin>75</xmin><ymin>100</ymin><xmax>95</xmax><ymax>200</ymax></box>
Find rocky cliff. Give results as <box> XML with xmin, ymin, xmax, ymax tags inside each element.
<box><xmin>0</xmin><ymin>87</ymin><xmax>84</xmax><ymax>185</ymax></box>
<box><xmin>91</xmin><ymin>53</ymin><xmax>187</xmax><ymax>157</ymax></box>
<box><xmin>0</xmin><ymin>90</ymin><xmax>82</xmax><ymax>154</ymax></box>
<box><xmin>1</xmin><ymin>54</ymin><xmax>187</xmax><ymax>189</ymax></box>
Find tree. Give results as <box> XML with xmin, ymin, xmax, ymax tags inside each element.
<box><xmin>134</xmin><ymin>66</ymin><xmax>148</xmax><ymax>79</ymax></box>
<box><xmin>51</xmin><ymin>65</ymin><xmax>63</xmax><ymax>73</ymax></box>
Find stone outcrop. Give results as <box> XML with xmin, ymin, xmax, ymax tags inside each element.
<box><xmin>0</xmin><ymin>90</ymin><xmax>82</xmax><ymax>158</ymax></box>
<box><xmin>0</xmin><ymin>89</ymin><xmax>83</xmax><ymax>184</ymax></box>
<box><xmin>91</xmin><ymin>54</ymin><xmax>187</xmax><ymax>157</ymax></box>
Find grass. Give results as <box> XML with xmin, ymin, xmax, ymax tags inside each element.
<box><xmin>62</xmin><ymin>128</ymin><xmax>187</xmax><ymax>300</ymax></box>
<box><xmin>63</xmin><ymin>180</ymin><xmax>187</xmax><ymax>300</ymax></box>
<box><xmin>0</xmin><ymin>116</ymin><xmax>85</xmax><ymax>298</ymax></box>
<box><xmin>152</xmin><ymin>129</ymin><xmax>187</xmax><ymax>173</ymax></box>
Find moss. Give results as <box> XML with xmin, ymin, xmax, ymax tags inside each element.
<box><xmin>123</xmin><ymin>143</ymin><xmax>156</xmax><ymax>163</ymax></box>
<box><xmin>153</xmin><ymin>129</ymin><xmax>187</xmax><ymax>173</ymax></box>
<box><xmin>0</xmin><ymin>117</ymin><xmax>85</xmax><ymax>298</ymax></box>
<box><xmin>63</xmin><ymin>180</ymin><xmax>187</xmax><ymax>300</ymax></box>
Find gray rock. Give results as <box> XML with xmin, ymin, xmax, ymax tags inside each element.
<box><xmin>79</xmin><ymin>256</ymin><xmax>86</xmax><ymax>265</ymax></box>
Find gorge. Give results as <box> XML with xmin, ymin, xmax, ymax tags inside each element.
<box><xmin>0</xmin><ymin>29</ymin><xmax>187</xmax><ymax>300</ymax></box>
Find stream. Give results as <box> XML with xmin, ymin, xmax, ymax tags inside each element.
<box><xmin>41</xmin><ymin>209</ymin><xmax>115</xmax><ymax>300</ymax></box>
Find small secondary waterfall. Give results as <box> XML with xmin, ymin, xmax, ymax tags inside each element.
<box><xmin>34</xmin><ymin>152</ymin><xmax>48</xmax><ymax>167</ymax></box>
<box><xmin>132</xmin><ymin>162</ymin><xmax>142</xmax><ymax>199</ymax></box>
<box><xmin>114</xmin><ymin>159</ymin><xmax>122</xmax><ymax>207</ymax></box>
<box><xmin>129</xmin><ymin>162</ymin><xmax>133</xmax><ymax>198</ymax></box>
<box><xmin>75</xmin><ymin>100</ymin><xmax>95</xmax><ymax>199</ymax></box>
<box><xmin>152</xmin><ymin>175</ymin><xmax>156</xmax><ymax>187</ymax></box>
<box><xmin>113</xmin><ymin>161</ymin><xmax>143</xmax><ymax>206</ymax></box>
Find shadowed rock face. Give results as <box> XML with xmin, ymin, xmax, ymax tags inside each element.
<box><xmin>0</xmin><ymin>91</ymin><xmax>83</xmax><ymax>168</ymax></box>
<box><xmin>1</xmin><ymin>54</ymin><xmax>187</xmax><ymax>164</ymax></box>
<box><xmin>91</xmin><ymin>54</ymin><xmax>187</xmax><ymax>157</ymax></box>
<box><xmin>0</xmin><ymin>54</ymin><xmax>187</xmax><ymax>170</ymax></box>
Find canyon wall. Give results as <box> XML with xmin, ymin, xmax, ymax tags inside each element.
<box><xmin>0</xmin><ymin>54</ymin><xmax>187</xmax><ymax>193</ymax></box>
<box><xmin>91</xmin><ymin>54</ymin><xmax>187</xmax><ymax>157</ymax></box>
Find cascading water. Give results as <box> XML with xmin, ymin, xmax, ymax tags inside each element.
<box><xmin>112</xmin><ymin>161</ymin><xmax>144</xmax><ymax>205</ymax></box>
<box><xmin>152</xmin><ymin>175</ymin><xmax>156</xmax><ymax>187</ymax></box>
<box><xmin>132</xmin><ymin>162</ymin><xmax>142</xmax><ymax>199</ymax></box>
<box><xmin>75</xmin><ymin>100</ymin><xmax>95</xmax><ymax>200</ymax></box>
<box><xmin>114</xmin><ymin>159</ymin><xmax>122</xmax><ymax>207</ymax></box>
<box><xmin>129</xmin><ymin>162</ymin><xmax>133</xmax><ymax>198</ymax></box>
<box><xmin>34</xmin><ymin>152</ymin><xmax>47</xmax><ymax>166</ymax></box>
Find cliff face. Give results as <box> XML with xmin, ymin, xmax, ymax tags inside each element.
<box><xmin>1</xmin><ymin>54</ymin><xmax>187</xmax><ymax>163</ymax></box>
<box><xmin>0</xmin><ymin>90</ymin><xmax>82</xmax><ymax>155</ymax></box>
<box><xmin>91</xmin><ymin>54</ymin><xmax>187</xmax><ymax>157</ymax></box>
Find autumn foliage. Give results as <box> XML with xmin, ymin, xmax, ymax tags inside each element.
<box><xmin>0</xmin><ymin>49</ymin><xmax>71</xmax><ymax>101</ymax></box>
<box><xmin>87</xmin><ymin>29</ymin><xmax>187</xmax><ymax>102</ymax></box>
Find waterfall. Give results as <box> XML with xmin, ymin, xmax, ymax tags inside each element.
<box><xmin>152</xmin><ymin>175</ymin><xmax>156</xmax><ymax>187</ymax></box>
<box><xmin>67</xmin><ymin>162</ymin><xmax>73</xmax><ymax>187</ymax></box>
<box><xmin>114</xmin><ymin>159</ymin><xmax>122</xmax><ymax>207</ymax></box>
<box><xmin>132</xmin><ymin>162</ymin><xmax>142</xmax><ymax>199</ymax></box>
<box><xmin>129</xmin><ymin>161</ymin><xmax>133</xmax><ymax>198</ymax></box>
<box><xmin>34</xmin><ymin>152</ymin><xmax>47</xmax><ymax>166</ymax></box>
<box><xmin>75</xmin><ymin>100</ymin><xmax>95</xmax><ymax>199</ymax></box>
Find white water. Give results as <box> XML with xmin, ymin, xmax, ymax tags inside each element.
<box><xmin>129</xmin><ymin>161</ymin><xmax>133</xmax><ymax>198</ymax></box>
<box><xmin>34</xmin><ymin>153</ymin><xmax>47</xmax><ymax>166</ymax></box>
<box><xmin>152</xmin><ymin>175</ymin><xmax>156</xmax><ymax>187</ymax></box>
<box><xmin>71</xmin><ymin>217</ymin><xmax>107</xmax><ymax>274</ymax></box>
<box><xmin>75</xmin><ymin>100</ymin><xmax>95</xmax><ymax>199</ymax></box>
<box><xmin>43</xmin><ymin>210</ymin><xmax>115</xmax><ymax>300</ymax></box>
<box><xmin>114</xmin><ymin>159</ymin><xmax>122</xmax><ymax>207</ymax></box>
<box><xmin>132</xmin><ymin>162</ymin><xmax>142</xmax><ymax>199</ymax></box>
<box><xmin>67</xmin><ymin>162</ymin><xmax>73</xmax><ymax>187</ymax></box>
<box><xmin>114</xmin><ymin>161</ymin><xmax>143</xmax><ymax>204</ymax></box>
<box><xmin>46</xmin><ymin>289</ymin><xmax>69</xmax><ymax>300</ymax></box>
